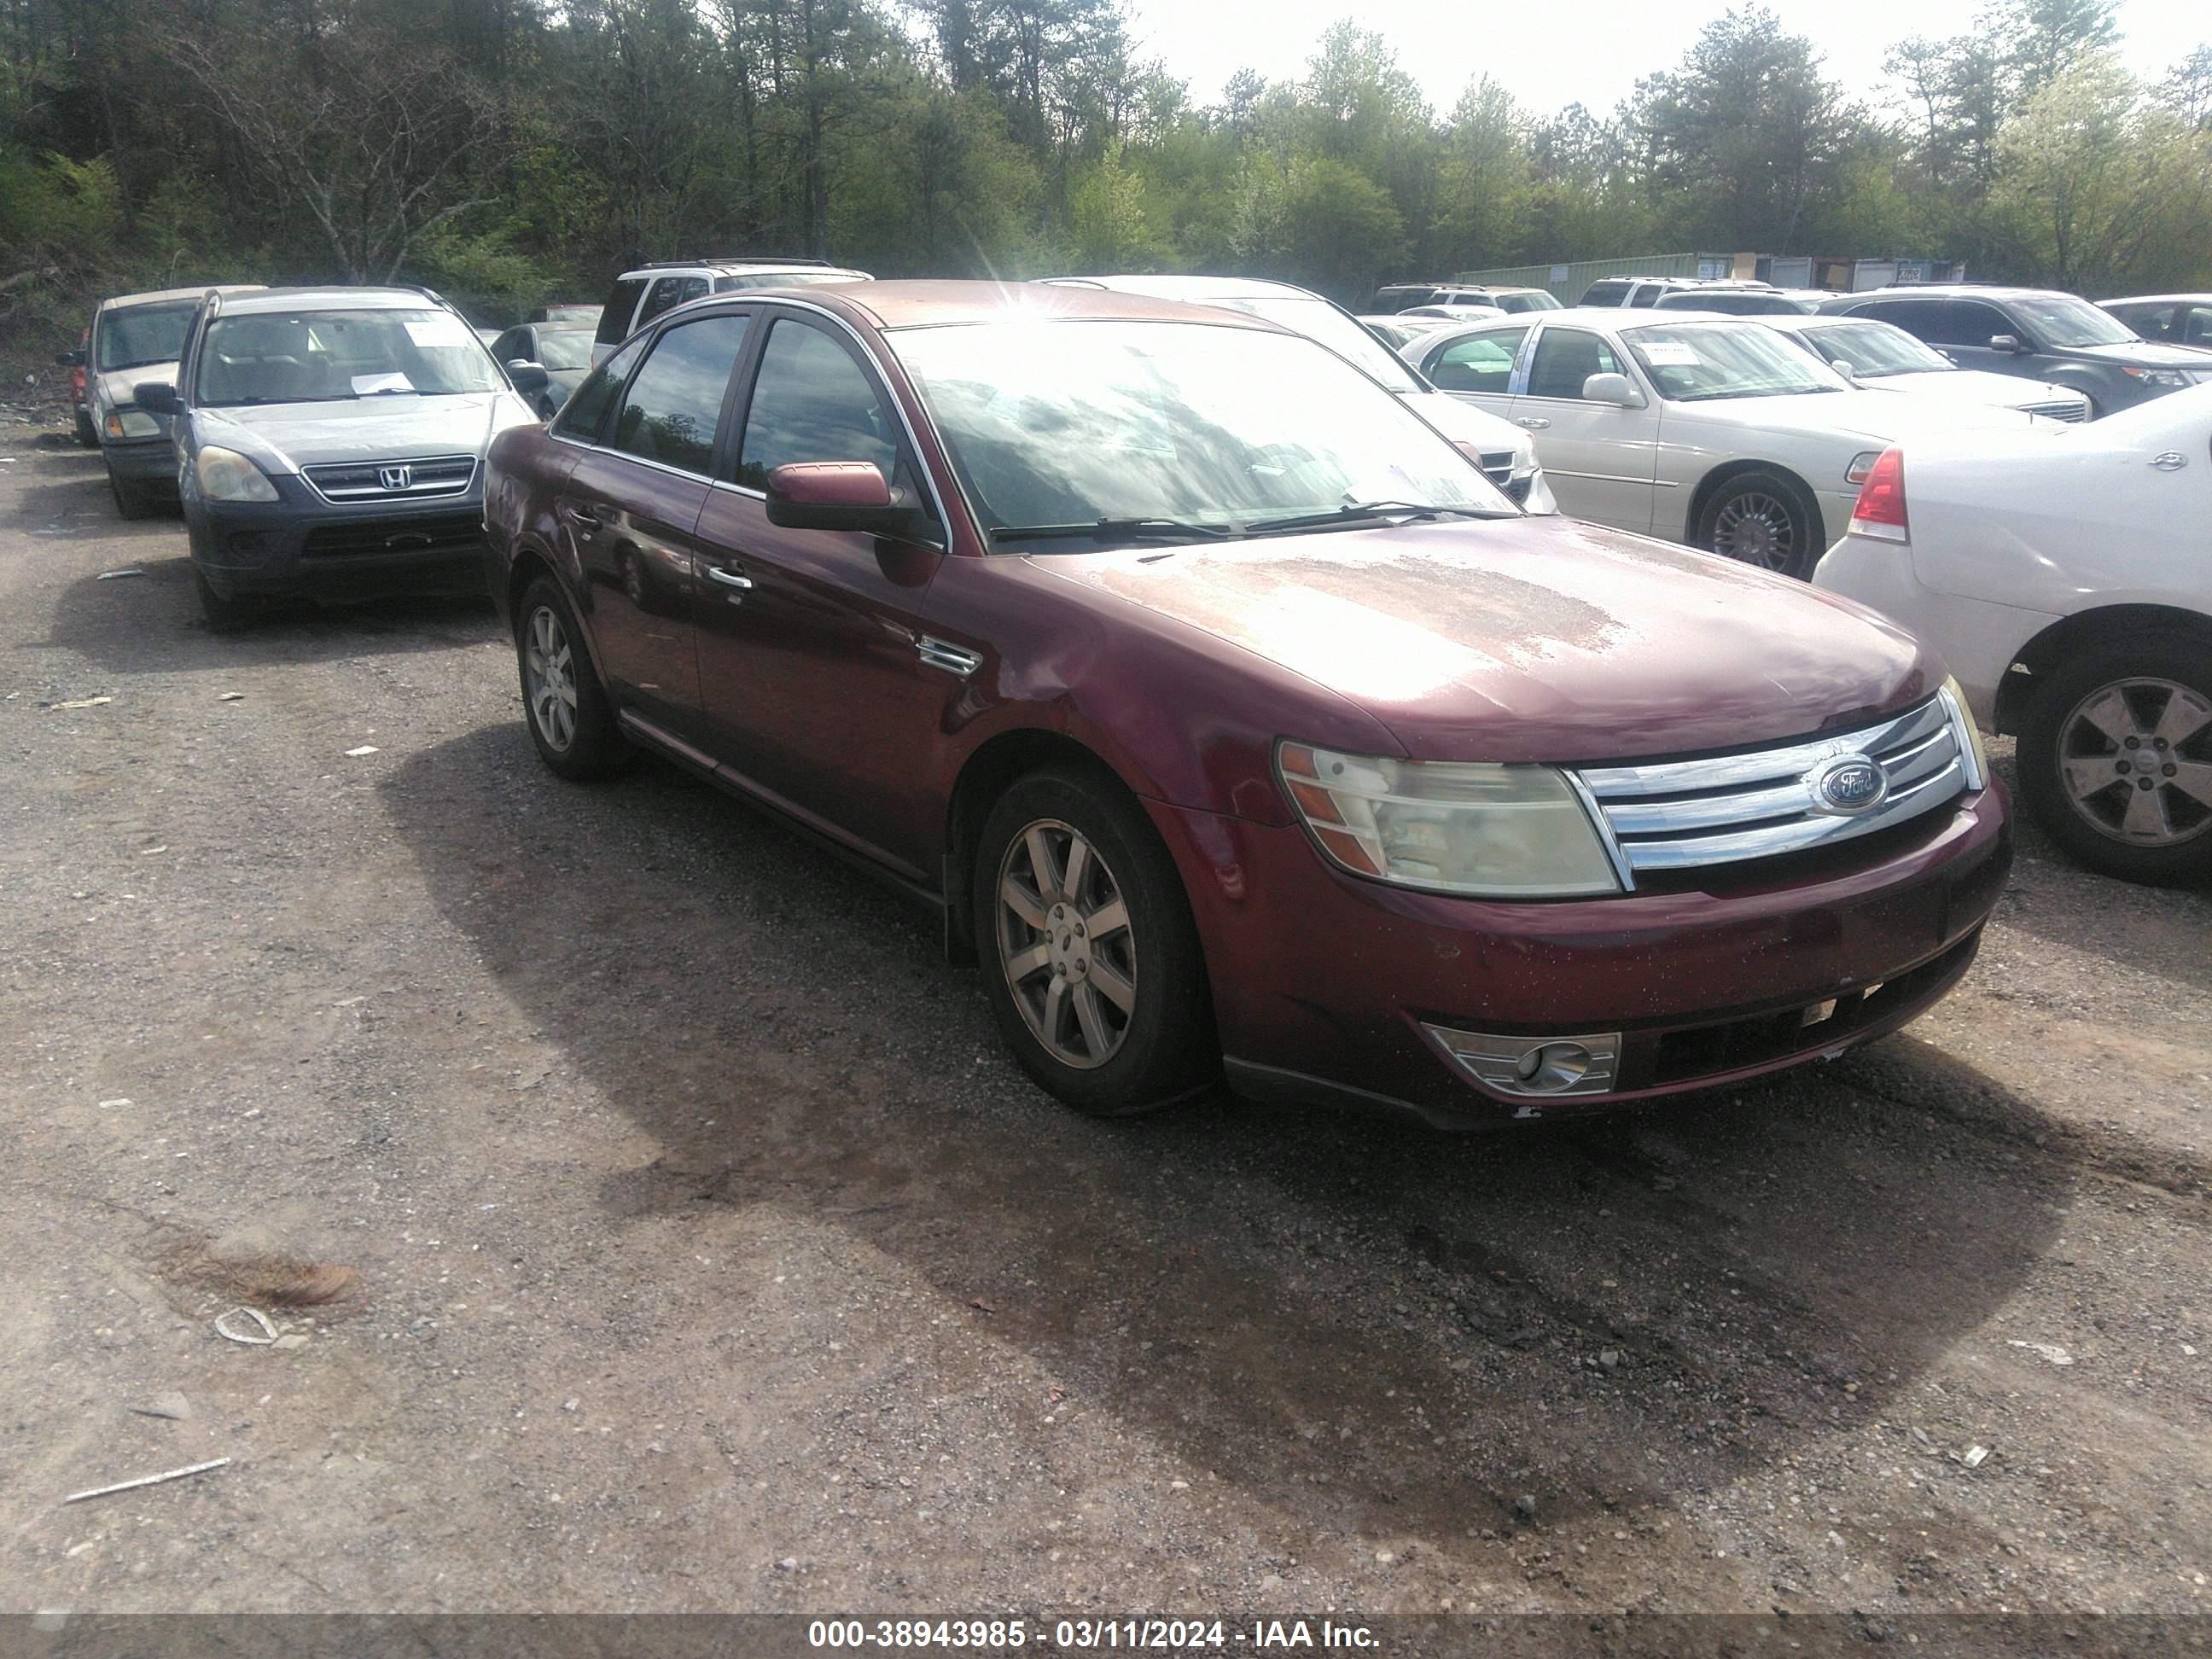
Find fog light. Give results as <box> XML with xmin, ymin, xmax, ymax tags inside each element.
<box><xmin>1423</xmin><ymin>1023</ymin><xmax>1621</xmax><ymax>1098</ymax></box>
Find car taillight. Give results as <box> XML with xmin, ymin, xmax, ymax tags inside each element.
<box><xmin>1848</xmin><ymin>447</ymin><xmax>1908</xmax><ymax>544</ymax></box>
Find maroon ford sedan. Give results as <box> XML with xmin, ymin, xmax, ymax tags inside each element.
<box><xmin>482</xmin><ymin>282</ymin><xmax>2010</xmax><ymax>1126</ymax></box>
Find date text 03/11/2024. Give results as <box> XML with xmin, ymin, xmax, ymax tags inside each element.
<box><xmin>805</xmin><ymin>1619</ymin><xmax>1379</xmax><ymax>1650</ymax></box>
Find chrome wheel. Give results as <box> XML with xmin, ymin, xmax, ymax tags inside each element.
<box><xmin>1709</xmin><ymin>490</ymin><xmax>1797</xmax><ymax>571</ymax></box>
<box><xmin>995</xmin><ymin>818</ymin><xmax>1137</xmax><ymax>1070</ymax></box>
<box><xmin>524</xmin><ymin>604</ymin><xmax>579</xmax><ymax>754</ymax></box>
<box><xmin>2058</xmin><ymin>677</ymin><xmax>2212</xmax><ymax>847</ymax></box>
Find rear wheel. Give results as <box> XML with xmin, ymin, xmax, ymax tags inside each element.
<box><xmin>1696</xmin><ymin>469</ymin><xmax>1819</xmax><ymax>579</ymax></box>
<box><xmin>517</xmin><ymin>575</ymin><xmax>631</xmax><ymax>780</ymax></box>
<box><xmin>2017</xmin><ymin>637</ymin><xmax>2212</xmax><ymax>885</ymax></box>
<box><xmin>973</xmin><ymin>766</ymin><xmax>1215</xmax><ymax>1116</ymax></box>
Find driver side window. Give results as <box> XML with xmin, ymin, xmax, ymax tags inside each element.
<box><xmin>1524</xmin><ymin>329</ymin><xmax>1625</xmax><ymax>400</ymax></box>
<box><xmin>736</xmin><ymin>317</ymin><xmax>910</xmax><ymax>495</ymax></box>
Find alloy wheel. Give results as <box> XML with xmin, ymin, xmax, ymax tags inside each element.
<box><xmin>995</xmin><ymin>818</ymin><xmax>1138</xmax><ymax>1070</ymax></box>
<box><xmin>1709</xmin><ymin>490</ymin><xmax>1796</xmax><ymax>571</ymax></box>
<box><xmin>2058</xmin><ymin>677</ymin><xmax>2212</xmax><ymax>846</ymax></box>
<box><xmin>524</xmin><ymin>604</ymin><xmax>579</xmax><ymax>753</ymax></box>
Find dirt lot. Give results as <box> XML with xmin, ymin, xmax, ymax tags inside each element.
<box><xmin>2</xmin><ymin>433</ymin><xmax>2209</xmax><ymax>1625</ymax></box>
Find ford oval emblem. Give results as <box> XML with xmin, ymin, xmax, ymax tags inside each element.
<box><xmin>1810</xmin><ymin>755</ymin><xmax>1887</xmax><ymax>816</ymax></box>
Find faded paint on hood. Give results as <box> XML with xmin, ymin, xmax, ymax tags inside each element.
<box><xmin>197</xmin><ymin>393</ymin><xmax>537</xmax><ymax>476</ymax></box>
<box><xmin>1033</xmin><ymin>515</ymin><xmax>1936</xmax><ymax>765</ymax></box>
<box><xmin>98</xmin><ymin>363</ymin><xmax>176</xmax><ymax>410</ymax></box>
<box><xmin>2067</xmin><ymin>340</ymin><xmax>2212</xmax><ymax>370</ymax></box>
<box><xmin>1679</xmin><ymin>388</ymin><xmax>2046</xmax><ymax>446</ymax></box>
<box><xmin>1861</xmin><ymin>368</ymin><xmax>2086</xmax><ymax>410</ymax></box>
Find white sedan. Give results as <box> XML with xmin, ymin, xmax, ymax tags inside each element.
<box><xmin>1399</xmin><ymin>308</ymin><xmax>2049</xmax><ymax>577</ymax></box>
<box><xmin>1754</xmin><ymin>314</ymin><xmax>2091</xmax><ymax>422</ymax></box>
<box><xmin>1816</xmin><ymin>382</ymin><xmax>2211</xmax><ymax>884</ymax></box>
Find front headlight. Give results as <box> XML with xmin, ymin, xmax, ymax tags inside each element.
<box><xmin>1937</xmin><ymin>676</ymin><xmax>1990</xmax><ymax>790</ymax></box>
<box><xmin>106</xmin><ymin>409</ymin><xmax>161</xmax><ymax>439</ymax></box>
<box><xmin>195</xmin><ymin>445</ymin><xmax>280</xmax><ymax>504</ymax></box>
<box><xmin>1278</xmin><ymin>742</ymin><xmax>1623</xmax><ymax>897</ymax></box>
<box><xmin>2122</xmin><ymin>366</ymin><xmax>2189</xmax><ymax>388</ymax></box>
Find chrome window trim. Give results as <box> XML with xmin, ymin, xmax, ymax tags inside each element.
<box><xmin>1572</xmin><ymin>695</ymin><xmax>1976</xmax><ymax>875</ymax></box>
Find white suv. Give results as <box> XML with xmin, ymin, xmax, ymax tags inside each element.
<box><xmin>1815</xmin><ymin>382</ymin><xmax>2212</xmax><ymax>884</ymax></box>
<box><xmin>590</xmin><ymin>259</ymin><xmax>870</xmax><ymax>364</ymax></box>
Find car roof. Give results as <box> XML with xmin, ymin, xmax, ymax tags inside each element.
<box><xmin>100</xmin><ymin>284</ymin><xmax>264</xmax><ymax>311</ymax></box>
<box><xmin>745</xmin><ymin>279</ymin><xmax>1295</xmax><ymax>334</ymax></box>
<box><xmin>2099</xmin><ymin>294</ymin><xmax>2212</xmax><ymax>306</ymax></box>
<box><xmin>217</xmin><ymin>287</ymin><xmax>451</xmax><ymax>314</ymax></box>
<box><xmin>1045</xmin><ymin>274</ymin><xmax>1318</xmax><ymax>303</ymax></box>
<box><xmin>621</xmin><ymin>261</ymin><xmax>868</xmax><ymax>278</ymax></box>
<box><xmin>1831</xmin><ymin>285</ymin><xmax>2050</xmax><ymax>300</ymax></box>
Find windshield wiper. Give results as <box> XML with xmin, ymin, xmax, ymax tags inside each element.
<box><xmin>1244</xmin><ymin>500</ymin><xmax>1505</xmax><ymax>536</ymax></box>
<box><xmin>988</xmin><ymin>517</ymin><xmax>1237</xmax><ymax>546</ymax></box>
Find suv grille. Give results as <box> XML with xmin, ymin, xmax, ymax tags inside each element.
<box><xmin>300</xmin><ymin>514</ymin><xmax>484</xmax><ymax>559</ymax></box>
<box><xmin>1572</xmin><ymin>692</ymin><xmax>1979</xmax><ymax>878</ymax></box>
<box><xmin>2021</xmin><ymin>397</ymin><xmax>2090</xmax><ymax>422</ymax></box>
<box><xmin>303</xmin><ymin>455</ymin><xmax>477</xmax><ymax>501</ymax></box>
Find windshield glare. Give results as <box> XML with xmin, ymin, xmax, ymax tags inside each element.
<box><xmin>2010</xmin><ymin>294</ymin><xmax>2139</xmax><ymax>348</ymax></box>
<box><xmin>1202</xmin><ymin>296</ymin><xmax>1422</xmax><ymax>393</ymax></box>
<box><xmin>1799</xmin><ymin>321</ymin><xmax>1953</xmax><ymax>377</ymax></box>
<box><xmin>1621</xmin><ymin>322</ymin><xmax>1849</xmax><ymax>401</ymax></box>
<box><xmin>197</xmin><ymin>309</ymin><xmax>506</xmax><ymax>405</ymax></box>
<box><xmin>97</xmin><ymin>302</ymin><xmax>197</xmax><ymax>372</ymax></box>
<box><xmin>891</xmin><ymin>320</ymin><xmax>1510</xmax><ymax>541</ymax></box>
<box><xmin>534</xmin><ymin>332</ymin><xmax>594</xmax><ymax>370</ymax></box>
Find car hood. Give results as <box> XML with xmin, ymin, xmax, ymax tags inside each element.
<box><xmin>1865</xmin><ymin>368</ymin><xmax>2080</xmax><ymax>407</ymax></box>
<box><xmin>2066</xmin><ymin>340</ymin><xmax>2212</xmax><ymax>368</ymax></box>
<box><xmin>195</xmin><ymin>393</ymin><xmax>536</xmax><ymax>474</ymax></box>
<box><xmin>1035</xmin><ymin>516</ymin><xmax>1936</xmax><ymax>765</ymax></box>
<box><xmin>99</xmin><ymin>363</ymin><xmax>176</xmax><ymax>407</ymax></box>
<box><xmin>1683</xmin><ymin>389</ymin><xmax>2046</xmax><ymax>444</ymax></box>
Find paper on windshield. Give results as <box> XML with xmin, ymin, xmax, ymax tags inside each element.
<box><xmin>1639</xmin><ymin>342</ymin><xmax>1702</xmax><ymax>367</ymax></box>
<box><xmin>404</xmin><ymin>315</ymin><xmax>474</xmax><ymax>349</ymax></box>
<box><xmin>351</xmin><ymin>372</ymin><xmax>415</xmax><ymax>395</ymax></box>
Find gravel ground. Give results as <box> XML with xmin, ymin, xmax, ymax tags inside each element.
<box><xmin>2</xmin><ymin>434</ymin><xmax>2208</xmax><ymax>1623</ymax></box>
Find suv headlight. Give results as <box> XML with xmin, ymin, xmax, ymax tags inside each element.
<box><xmin>105</xmin><ymin>409</ymin><xmax>161</xmax><ymax>439</ymax></box>
<box><xmin>1278</xmin><ymin>742</ymin><xmax>1623</xmax><ymax>897</ymax></box>
<box><xmin>2121</xmin><ymin>366</ymin><xmax>2189</xmax><ymax>388</ymax></box>
<box><xmin>195</xmin><ymin>445</ymin><xmax>280</xmax><ymax>504</ymax></box>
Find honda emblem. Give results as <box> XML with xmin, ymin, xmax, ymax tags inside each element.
<box><xmin>377</xmin><ymin>464</ymin><xmax>413</xmax><ymax>492</ymax></box>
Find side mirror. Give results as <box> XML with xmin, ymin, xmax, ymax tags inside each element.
<box><xmin>135</xmin><ymin>381</ymin><xmax>180</xmax><ymax>415</ymax></box>
<box><xmin>765</xmin><ymin>461</ymin><xmax>931</xmax><ymax>540</ymax></box>
<box><xmin>1831</xmin><ymin>358</ymin><xmax>1859</xmax><ymax>381</ymax></box>
<box><xmin>506</xmin><ymin>360</ymin><xmax>550</xmax><ymax>395</ymax></box>
<box><xmin>1988</xmin><ymin>334</ymin><xmax>2023</xmax><ymax>354</ymax></box>
<box><xmin>55</xmin><ymin>348</ymin><xmax>85</xmax><ymax>368</ymax></box>
<box><xmin>1581</xmin><ymin>372</ymin><xmax>1645</xmax><ymax>408</ymax></box>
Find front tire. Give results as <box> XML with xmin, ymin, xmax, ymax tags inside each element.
<box><xmin>108</xmin><ymin>467</ymin><xmax>155</xmax><ymax>521</ymax></box>
<box><xmin>516</xmin><ymin>575</ymin><xmax>631</xmax><ymax>780</ymax></box>
<box><xmin>1696</xmin><ymin>469</ymin><xmax>1819</xmax><ymax>579</ymax></box>
<box><xmin>2017</xmin><ymin>637</ymin><xmax>2212</xmax><ymax>885</ymax></box>
<box><xmin>972</xmin><ymin>766</ymin><xmax>1216</xmax><ymax>1116</ymax></box>
<box><xmin>193</xmin><ymin>566</ymin><xmax>265</xmax><ymax>632</ymax></box>
<box><xmin>73</xmin><ymin>410</ymin><xmax>98</xmax><ymax>448</ymax></box>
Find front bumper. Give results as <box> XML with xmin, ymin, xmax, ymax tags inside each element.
<box><xmin>189</xmin><ymin>475</ymin><xmax>491</xmax><ymax>603</ymax></box>
<box><xmin>1151</xmin><ymin>784</ymin><xmax>2011</xmax><ymax>1127</ymax></box>
<box><xmin>102</xmin><ymin>435</ymin><xmax>177</xmax><ymax>484</ymax></box>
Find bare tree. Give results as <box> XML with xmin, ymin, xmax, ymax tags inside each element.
<box><xmin>164</xmin><ymin>19</ymin><xmax>504</xmax><ymax>282</ymax></box>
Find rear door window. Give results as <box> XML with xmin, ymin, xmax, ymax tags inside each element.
<box><xmin>1580</xmin><ymin>281</ymin><xmax>1629</xmax><ymax>306</ymax></box>
<box><xmin>606</xmin><ymin>314</ymin><xmax>754</xmax><ymax>475</ymax></box>
<box><xmin>1627</xmin><ymin>285</ymin><xmax>1663</xmax><ymax>308</ymax></box>
<box><xmin>552</xmin><ymin>335</ymin><xmax>647</xmax><ymax>443</ymax></box>
<box><xmin>636</xmin><ymin>276</ymin><xmax>708</xmax><ymax>329</ymax></box>
<box><xmin>1426</xmin><ymin>328</ymin><xmax>1529</xmax><ymax>394</ymax></box>
<box><xmin>595</xmin><ymin>278</ymin><xmax>649</xmax><ymax>348</ymax></box>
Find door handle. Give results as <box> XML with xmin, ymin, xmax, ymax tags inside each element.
<box><xmin>706</xmin><ymin>566</ymin><xmax>753</xmax><ymax>590</ymax></box>
<box><xmin>1517</xmin><ymin>417</ymin><xmax>1551</xmax><ymax>429</ymax></box>
<box><xmin>563</xmin><ymin>505</ymin><xmax>601</xmax><ymax>532</ymax></box>
<box><xmin>2150</xmin><ymin>451</ymin><xmax>2186</xmax><ymax>472</ymax></box>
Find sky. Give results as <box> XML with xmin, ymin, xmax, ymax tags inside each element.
<box><xmin>1129</xmin><ymin>0</ymin><xmax>2202</xmax><ymax>121</ymax></box>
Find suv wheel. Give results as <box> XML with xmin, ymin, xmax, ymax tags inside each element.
<box><xmin>973</xmin><ymin>766</ymin><xmax>1215</xmax><ymax>1116</ymax></box>
<box><xmin>108</xmin><ymin>468</ymin><xmax>155</xmax><ymax>521</ymax></box>
<box><xmin>517</xmin><ymin>575</ymin><xmax>631</xmax><ymax>780</ymax></box>
<box><xmin>193</xmin><ymin>566</ymin><xmax>264</xmax><ymax>632</ymax></box>
<box><xmin>2017</xmin><ymin>637</ymin><xmax>2212</xmax><ymax>884</ymax></box>
<box><xmin>1697</xmin><ymin>469</ymin><xmax>1818</xmax><ymax>579</ymax></box>
<box><xmin>73</xmin><ymin>410</ymin><xmax>97</xmax><ymax>448</ymax></box>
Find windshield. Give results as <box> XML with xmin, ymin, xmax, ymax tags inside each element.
<box><xmin>891</xmin><ymin>319</ymin><xmax>1511</xmax><ymax>544</ymax></box>
<box><xmin>2009</xmin><ymin>294</ymin><xmax>2139</xmax><ymax>348</ymax></box>
<box><xmin>1496</xmin><ymin>292</ymin><xmax>1562</xmax><ymax>312</ymax></box>
<box><xmin>96</xmin><ymin>302</ymin><xmax>197</xmax><ymax>372</ymax></box>
<box><xmin>197</xmin><ymin>308</ymin><xmax>505</xmax><ymax>406</ymax></box>
<box><xmin>1198</xmin><ymin>295</ymin><xmax>1423</xmax><ymax>393</ymax></box>
<box><xmin>1796</xmin><ymin>320</ymin><xmax>1953</xmax><ymax>377</ymax></box>
<box><xmin>534</xmin><ymin>331</ymin><xmax>595</xmax><ymax>370</ymax></box>
<box><xmin>1620</xmin><ymin>322</ymin><xmax>1849</xmax><ymax>401</ymax></box>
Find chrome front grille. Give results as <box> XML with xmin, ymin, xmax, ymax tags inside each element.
<box><xmin>2022</xmin><ymin>397</ymin><xmax>2090</xmax><ymax>422</ymax></box>
<box><xmin>1572</xmin><ymin>691</ymin><xmax>1980</xmax><ymax>878</ymax></box>
<box><xmin>303</xmin><ymin>454</ymin><xmax>477</xmax><ymax>501</ymax></box>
